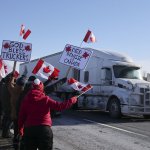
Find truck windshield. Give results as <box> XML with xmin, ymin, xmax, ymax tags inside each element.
<box><xmin>113</xmin><ymin>65</ymin><xmax>143</xmax><ymax>80</ymax></box>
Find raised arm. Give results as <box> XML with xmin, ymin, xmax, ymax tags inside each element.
<box><xmin>47</xmin><ymin>96</ymin><xmax>77</xmax><ymax>112</ymax></box>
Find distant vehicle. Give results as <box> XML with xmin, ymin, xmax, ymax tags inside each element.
<box><xmin>19</xmin><ymin>49</ymin><xmax>150</xmax><ymax>118</ymax></box>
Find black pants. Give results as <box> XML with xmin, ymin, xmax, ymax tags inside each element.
<box><xmin>24</xmin><ymin>125</ymin><xmax>53</xmax><ymax>150</ymax></box>
<box><xmin>13</xmin><ymin>120</ymin><xmax>19</xmax><ymax>150</ymax></box>
<box><xmin>1</xmin><ymin>113</ymin><xmax>12</xmax><ymax>138</ymax></box>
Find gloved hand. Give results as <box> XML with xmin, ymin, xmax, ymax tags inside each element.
<box><xmin>72</xmin><ymin>91</ymin><xmax>81</xmax><ymax>97</ymax></box>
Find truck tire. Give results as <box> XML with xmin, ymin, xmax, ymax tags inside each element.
<box><xmin>108</xmin><ymin>98</ymin><xmax>121</xmax><ymax>118</ymax></box>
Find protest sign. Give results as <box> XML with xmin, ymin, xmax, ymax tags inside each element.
<box><xmin>1</xmin><ymin>40</ymin><xmax>32</xmax><ymax>62</ymax></box>
<box><xmin>59</xmin><ymin>44</ymin><xmax>93</xmax><ymax>70</ymax></box>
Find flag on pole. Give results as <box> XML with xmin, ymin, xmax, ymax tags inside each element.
<box><xmin>0</xmin><ymin>59</ymin><xmax>6</xmax><ymax>78</ymax></box>
<box><xmin>68</xmin><ymin>78</ymin><xmax>92</xmax><ymax>92</ymax></box>
<box><xmin>20</xmin><ymin>24</ymin><xmax>31</xmax><ymax>40</ymax></box>
<box><xmin>0</xmin><ymin>59</ymin><xmax>9</xmax><ymax>78</ymax></box>
<box><xmin>83</xmin><ymin>30</ymin><xmax>96</xmax><ymax>43</ymax></box>
<box><xmin>20</xmin><ymin>24</ymin><xmax>25</xmax><ymax>36</ymax></box>
<box><xmin>0</xmin><ymin>58</ymin><xmax>19</xmax><ymax>79</ymax></box>
<box><xmin>32</xmin><ymin>59</ymin><xmax>60</xmax><ymax>80</ymax></box>
<box><xmin>23</xmin><ymin>29</ymin><xmax>31</xmax><ymax>40</ymax></box>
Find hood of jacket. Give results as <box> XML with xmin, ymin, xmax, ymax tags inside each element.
<box><xmin>27</xmin><ymin>89</ymin><xmax>46</xmax><ymax>102</ymax></box>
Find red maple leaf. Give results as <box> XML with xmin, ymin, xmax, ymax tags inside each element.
<box><xmin>82</xmin><ymin>52</ymin><xmax>89</xmax><ymax>59</ymax></box>
<box><xmin>3</xmin><ymin>43</ymin><xmax>10</xmax><ymax>49</ymax></box>
<box><xmin>25</xmin><ymin>45</ymin><xmax>31</xmax><ymax>51</ymax></box>
<box><xmin>78</xmin><ymin>84</ymin><xmax>83</xmax><ymax>89</ymax></box>
<box><xmin>66</xmin><ymin>46</ymin><xmax>71</xmax><ymax>52</ymax></box>
<box><xmin>43</xmin><ymin>66</ymin><xmax>51</xmax><ymax>73</ymax></box>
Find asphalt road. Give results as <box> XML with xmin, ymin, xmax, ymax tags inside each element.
<box><xmin>52</xmin><ymin>109</ymin><xmax>150</xmax><ymax>150</ymax></box>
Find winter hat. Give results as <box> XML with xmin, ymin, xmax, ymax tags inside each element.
<box><xmin>28</xmin><ymin>75</ymin><xmax>36</xmax><ymax>82</ymax></box>
<box><xmin>16</xmin><ymin>76</ymin><xmax>27</xmax><ymax>86</ymax></box>
<box><xmin>32</xmin><ymin>78</ymin><xmax>44</xmax><ymax>91</ymax></box>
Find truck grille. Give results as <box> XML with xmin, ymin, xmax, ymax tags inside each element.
<box><xmin>140</xmin><ymin>88</ymin><xmax>150</xmax><ymax>106</ymax></box>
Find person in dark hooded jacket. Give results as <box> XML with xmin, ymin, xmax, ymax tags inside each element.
<box><xmin>9</xmin><ymin>75</ymin><xmax>27</xmax><ymax>150</ymax></box>
<box><xmin>18</xmin><ymin>78</ymin><xmax>78</xmax><ymax>150</ymax></box>
<box><xmin>0</xmin><ymin>78</ymin><xmax>4</xmax><ymax>129</ymax></box>
<box><xmin>1</xmin><ymin>73</ymin><xmax>13</xmax><ymax>138</ymax></box>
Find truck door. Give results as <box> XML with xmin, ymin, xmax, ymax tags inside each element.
<box><xmin>101</xmin><ymin>67</ymin><xmax>114</xmax><ymax>95</ymax></box>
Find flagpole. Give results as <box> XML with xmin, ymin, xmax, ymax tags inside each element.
<box><xmin>12</xmin><ymin>28</ymin><xmax>21</xmax><ymax>75</ymax></box>
<box><xmin>76</xmin><ymin>87</ymin><xmax>93</xmax><ymax>98</ymax></box>
<box><xmin>65</xmin><ymin>40</ymin><xmax>84</xmax><ymax>78</ymax></box>
<box><xmin>80</xmin><ymin>41</ymin><xmax>83</xmax><ymax>47</ymax></box>
<box><xmin>12</xmin><ymin>61</ymin><xmax>17</xmax><ymax>73</ymax></box>
<box><xmin>65</xmin><ymin>66</ymin><xmax>71</xmax><ymax>77</ymax></box>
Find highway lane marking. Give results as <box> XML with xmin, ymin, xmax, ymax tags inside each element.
<box><xmin>83</xmin><ymin>119</ymin><xmax>148</xmax><ymax>138</ymax></box>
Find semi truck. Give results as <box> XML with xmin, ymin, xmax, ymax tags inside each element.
<box><xmin>19</xmin><ymin>48</ymin><xmax>150</xmax><ymax>118</ymax></box>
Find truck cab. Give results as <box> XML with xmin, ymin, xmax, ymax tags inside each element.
<box><xmin>78</xmin><ymin>49</ymin><xmax>150</xmax><ymax>118</ymax></box>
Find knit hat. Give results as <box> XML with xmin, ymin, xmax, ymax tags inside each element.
<box><xmin>32</xmin><ymin>78</ymin><xmax>44</xmax><ymax>91</ymax></box>
<box><xmin>28</xmin><ymin>75</ymin><xmax>36</xmax><ymax>82</ymax></box>
<box><xmin>16</xmin><ymin>76</ymin><xmax>27</xmax><ymax>86</ymax></box>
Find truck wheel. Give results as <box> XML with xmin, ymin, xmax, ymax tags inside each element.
<box><xmin>108</xmin><ymin>98</ymin><xmax>121</xmax><ymax>118</ymax></box>
<box><xmin>143</xmin><ymin>115</ymin><xmax>150</xmax><ymax>119</ymax></box>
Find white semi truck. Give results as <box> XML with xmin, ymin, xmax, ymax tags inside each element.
<box><xmin>19</xmin><ymin>48</ymin><xmax>150</xmax><ymax>118</ymax></box>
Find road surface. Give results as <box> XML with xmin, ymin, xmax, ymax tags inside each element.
<box><xmin>52</xmin><ymin>110</ymin><xmax>150</xmax><ymax>150</ymax></box>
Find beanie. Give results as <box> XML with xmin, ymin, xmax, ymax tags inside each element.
<box><xmin>32</xmin><ymin>78</ymin><xmax>44</xmax><ymax>91</ymax></box>
<box><xmin>16</xmin><ymin>76</ymin><xmax>27</xmax><ymax>86</ymax></box>
<box><xmin>28</xmin><ymin>75</ymin><xmax>36</xmax><ymax>82</ymax></box>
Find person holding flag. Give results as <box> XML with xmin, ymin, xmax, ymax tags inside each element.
<box><xmin>1</xmin><ymin>71</ymin><xmax>19</xmax><ymax>138</ymax></box>
<box><xmin>18</xmin><ymin>78</ymin><xmax>78</xmax><ymax>150</ymax></box>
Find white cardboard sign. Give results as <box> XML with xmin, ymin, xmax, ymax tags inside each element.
<box><xmin>59</xmin><ymin>44</ymin><xmax>93</xmax><ymax>70</ymax></box>
<box><xmin>1</xmin><ymin>40</ymin><xmax>32</xmax><ymax>62</ymax></box>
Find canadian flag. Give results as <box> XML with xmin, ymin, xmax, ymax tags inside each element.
<box><xmin>20</xmin><ymin>24</ymin><xmax>25</xmax><ymax>36</ymax></box>
<box><xmin>0</xmin><ymin>59</ymin><xmax>6</xmax><ymax>78</ymax></box>
<box><xmin>68</xmin><ymin>78</ymin><xmax>92</xmax><ymax>92</ymax></box>
<box><xmin>32</xmin><ymin>59</ymin><xmax>60</xmax><ymax>80</ymax></box>
<box><xmin>83</xmin><ymin>30</ymin><xmax>96</xmax><ymax>43</ymax></box>
<box><xmin>0</xmin><ymin>59</ymin><xmax>9</xmax><ymax>79</ymax></box>
<box><xmin>20</xmin><ymin>24</ymin><xmax>31</xmax><ymax>40</ymax></box>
